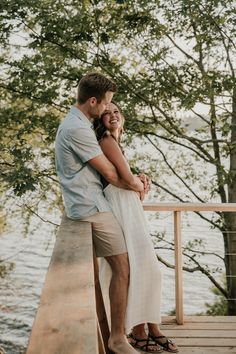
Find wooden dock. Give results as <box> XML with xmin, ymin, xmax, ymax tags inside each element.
<box><xmin>26</xmin><ymin>204</ymin><xmax>236</xmax><ymax>354</ymax></box>
<box><xmin>159</xmin><ymin>316</ymin><xmax>236</xmax><ymax>353</ymax></box>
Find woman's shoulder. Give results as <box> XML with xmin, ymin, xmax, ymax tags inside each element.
<box><xmin>100</xmin><ymin>132</ymin><xmax>117</xmax><ymax>145</ymax></box>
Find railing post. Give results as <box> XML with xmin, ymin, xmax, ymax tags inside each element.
<box><xmin>93</xmin><ymin>250</ymin><xmax>112</xmax><ymax>354</ymax></box>
<box><xmin>174</xmin><ymin>211</ymin><xmax>184</xmax><ymax>325</ymax></box>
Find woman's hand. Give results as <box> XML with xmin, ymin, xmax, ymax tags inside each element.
<box><xmin>138</xmin><ymin>173</ymin><xmax>151</xmax><ymax>194</ymax></box>
<box><xmin>136</xmin><ymin>190</ymin><xmax>145</xmax><ymax>201</ymax></box>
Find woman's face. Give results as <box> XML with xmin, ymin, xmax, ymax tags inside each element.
<box><xmin>102</xmin><ymin>103</ymin><xmax>123</xmax><ymax>132</ymax></box>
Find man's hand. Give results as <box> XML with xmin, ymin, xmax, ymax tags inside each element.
<box><xmin>138</xmin><ymin>173</ymin><xmax>151</xmax><ymax>194</ymax></box>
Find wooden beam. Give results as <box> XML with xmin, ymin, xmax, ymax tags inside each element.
<box><xmin>93</xmin><ymin>252</ymin><xmax>113</xmax><ymax>354</ymax></box>
<box><xmin>162</xmin><ymin>315</ymin><xmax>236</xmax><ymax>323</ymax></box>
<box><xmin>97</xmin><ymin>319</ymin><xmax>106</xmax><ymax>354</ymax></box>
<box><xmin>174</xmin><ymin>211</ymin><xmax>184</xmax><ymax>325</ymax></box>
<box><xmin>161</xmin><ymin>329</ymin><xmax>236</xmax><ymax>338</ymax></box>
<box><xmin>175</xmin><ymin>338</ymin><xmax>236</xmax><ymax>346</ymax></box>
<box><xmin>26</xmin><ymin>215</ymin><xmax>98</xmax><ymax>354</ymax></box>
<box><xmin>161</xmin><ymin>322</ymin><xmax>236</xmax><ymax>329</ymax></box>
<box><xmin>174</xmin><ymin>348</ymin><xmax>236</xmax><ymax>353</ymax></box>
<box><xmin>143</xmin><ymin>203</ymin><xmax>236</xmax><ymax>212</ymax></box>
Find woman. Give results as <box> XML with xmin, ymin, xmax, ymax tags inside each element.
<box><xmin>94</xmin><ymin>102</ymin><xmax>178</xmax><ymax>353</ymax></box>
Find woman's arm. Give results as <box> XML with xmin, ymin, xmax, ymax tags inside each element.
<box><xmin>100</xmin><ymin>136</ymin><xmax>143</xmax><ymax>192</ymax></box>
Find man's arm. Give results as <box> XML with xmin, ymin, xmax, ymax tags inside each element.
<box><xmin>68</xmin><ymin>125</ymin><xmax>143</xmax><ymax>192</ymax></box>
<box><xmin>89</xmin><ymin>154</ymin><xmax>144</xmax><ymax>192</ymax></box>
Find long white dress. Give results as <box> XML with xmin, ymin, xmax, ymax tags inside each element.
<box><xmin>99</xmin><ymin>183</ymin><xmax>162</xmax><ymax>334</ymax></box>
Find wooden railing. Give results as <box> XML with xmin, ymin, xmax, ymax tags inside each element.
<box><xmin>26</xmin><ymin>203</ymin><xmax>236</xmax><ymax>353</ymax></box>
<box><xmin>26</xmin><ymin>214</ymin><xmax>105</xmax><ymax>354</ymax></box>
<box><xmin>143</xmin><ymin>202</ymin><xmax>236</xmax><ymax>325</ymax></box>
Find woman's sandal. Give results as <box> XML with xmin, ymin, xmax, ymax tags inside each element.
<box><xmin>148</xmin><ymin>334</ymin><xmax>179</xmax><ymax>353</ymax></box>
<box><xmin>128</xmin><ymin>332</ymin><xmax>163</xmax><ymax>353</ymax></box>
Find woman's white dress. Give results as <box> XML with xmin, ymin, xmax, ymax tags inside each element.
<box><xmin>99</xmin><ymin>184</ymin><xmax>162</xmax><ymax>334</ymax></box>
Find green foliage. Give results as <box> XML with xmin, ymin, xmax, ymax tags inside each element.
<box><xmin>203</xmin><ymin>283</ymin><xmax>228</xmax><ymax>315</ymax></box>
<box><xmin>0</xmin><ymin>261</ymin><xmax>14</xmax><ymax>278</ymax></box>
<box><xmin>204</xmin><ymin>293</ymin><xmax>228</xmax><ymax>315</ymax></box>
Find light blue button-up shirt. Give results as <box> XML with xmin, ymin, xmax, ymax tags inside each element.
<box><xmin>55</xmin><ymin>106</ymin><xmax>111</xmax><ymax>219</ymax></box>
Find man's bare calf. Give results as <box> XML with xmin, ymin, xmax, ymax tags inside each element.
<box><xmin>105</xmin><ymin>253</ymin><xmax>138</xmax><ymax>354</ymax></box>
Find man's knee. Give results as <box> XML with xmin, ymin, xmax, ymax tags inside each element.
<box><xmin>105</xmin><ymin>252</ymin><xmax>130</xmax><ymax>279</ymax></box>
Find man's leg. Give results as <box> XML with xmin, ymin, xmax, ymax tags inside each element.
<box><xmin>79</xmin><ymin>212</ymin><xmax>138</xmax><ymax>353</ymax></box>
<box><xmin>105</xmin><ymin>252</ymin><xmax>138</xmax><ymax>354</ymax></box>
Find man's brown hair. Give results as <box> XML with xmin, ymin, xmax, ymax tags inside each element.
<box><xmin>77</xmin><ymin>72</ymin><xmax>117</xmax><ymax>104</ymax></box>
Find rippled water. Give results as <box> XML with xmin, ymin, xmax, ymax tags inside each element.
<box><xmin>0</xmin><ymin>215</ymin><xmax>56</xmax><ymax>354</ymax></box>
<box><xmin>0</xmin><ymin>209</ymin><xmax>224</xmax><ymax>353</ymax></box>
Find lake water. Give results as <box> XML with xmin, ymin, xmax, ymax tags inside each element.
<box><xmin>0</xmin><ymin>206</ymin><xmax>225</xmax><ymax>354</ymax></box>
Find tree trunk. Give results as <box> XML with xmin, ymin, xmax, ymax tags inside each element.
<box><xmin>226</xmin><ymin>85</ymin><xmax>236</xmax><ymax>315</ymax></box>
<box><xmin>224</xmin><ymin>213</ymin><xmax>236</xmax><ymax>315</ymax></box>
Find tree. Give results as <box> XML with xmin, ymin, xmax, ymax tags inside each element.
<box><xmin>0</xmin><ymin>0</ymin><xmax>236</xmax><ymax>314</ymax></box>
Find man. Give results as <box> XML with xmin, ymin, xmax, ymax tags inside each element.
<box><xmin>55</xmin><ymin>72</ymin><xmax>146</xmax><ymax>354</ymax></box>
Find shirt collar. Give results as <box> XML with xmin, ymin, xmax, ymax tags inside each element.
<box><xmin>70</xmin><ymin>106</ymin><xmax>93</xmax><ymax>128</ymax></box>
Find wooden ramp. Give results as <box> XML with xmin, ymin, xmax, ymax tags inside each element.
<box><xmin>159</xmin><ymin>316</ymin><xmax>236</xmax><ymax>354</ymax></box>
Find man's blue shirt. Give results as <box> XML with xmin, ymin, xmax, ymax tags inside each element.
<box><xmin>55</xmin><ymin>106</ymin><xmax>111</xmax><ymax>219</ymax></box>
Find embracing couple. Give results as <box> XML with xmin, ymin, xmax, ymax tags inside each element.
<box><xmin>55</xmin><ymin>72</ymin><xmax>178</xmax><ymax>354</ymax></box>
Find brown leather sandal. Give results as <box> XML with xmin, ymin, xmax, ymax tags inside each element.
<box><xmin>148</xmin><ymin>334</ymin><xmax>179</xmax><ymax>353</ymax></box>
<box><xmin>128</xmin><ymin>333</ymin><xmax>163</xmax><ymax>353</ymax></box>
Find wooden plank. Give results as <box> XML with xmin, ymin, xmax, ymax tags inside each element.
<box><xmin>162</xmin><ymin>315</ymin><xmax>236</xmax><ymax>323</ymax></box>
<box><xmin>162</xmin><ymin>330</ymin><xmax>236</xmax><ymax>337</ymax></box>
<box><xmin>27</xmin><ymin>216</ymin><xmax>98</xmax><ymax>354</ymax></box>
<box><xmin>184</xmin><ymin>315</ymin><xmax>236</xmax><ymax>323</ymax></box>
<box><xmin>93</xmin><ymin>252</ymin><xmax>112</xmax><ymax>354</ymax></box>
<box><xmin>97</xmin><ymin>320</ymin><xmax>106</xmax><ymax>354</ymax></box>
<box><xmin>161</xmin><ymin>322</ymin><xmax>236</xmax><ymax>330</ymax></box>
<box><xmin>143</xmin><ymin>203</ymin><xmax>236</xmax><ymax>212</ymax></box>
<box><xmin>174</xmin><ymin>211</ymin><xmax>184</xmax><ymax>325</ymax></box>
<box><xmin>161</xmin><ymin>316</ymin><xmax>177</xmax><ymax>324</ymax></box>
<box><xmin>175</xmin><ymin>348</ymin><xmax>236</xmax><ymax>353</ymax></box>
<box><xmin>127</xmin><ymin>346</ymin><xmax>236</xmax><ymax>354</ymax></box>
<box><xmin>176</xmin><ymin>338</ymin><xmax>236</xmax><ymax>346</ymax></box>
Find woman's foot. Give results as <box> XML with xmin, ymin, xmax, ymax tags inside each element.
<box><xmin>148</xmin><ymin>324</ymin><xmax>178</xmax><ymax>353</ymax></box>
<box><xmin>148</xmin><ymin>333</ymin><xmax>178</xmax><ymax>353</ymax></box>
<box><xmin>128</xmin><ymin>329</ymin><xmax>163</xmax><ymax>353</ymax></box>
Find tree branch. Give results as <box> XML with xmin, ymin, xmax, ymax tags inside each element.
<box><xmin>153</xmin><ymin>236</ymin><xmax>227</xmax><ymax>297</ymax></box>
<box><xmin>22</xmin><ymin>204</ymin><xmax>59</xmax><ymax>227</ymax></box>
<box><xmin>145</xmin><ymin>135</ymin><xmax>206</xmax><ymax>202</ymax></box>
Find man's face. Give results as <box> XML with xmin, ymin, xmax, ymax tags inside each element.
<box><xmin>90</xmin><ymin>91</ymin><xmax>114</xmax><ymax>119</ymax></box>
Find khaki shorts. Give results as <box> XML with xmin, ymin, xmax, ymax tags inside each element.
<box><xmin>81</xmin><ymin>212</ymin><xmax>127</xmax><ymax>257</ymax></box>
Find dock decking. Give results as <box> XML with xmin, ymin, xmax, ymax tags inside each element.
<box><xmin>157</xmin><ymin>316</ymin><xmax>236</xmax><ymax>353</ymax></box>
